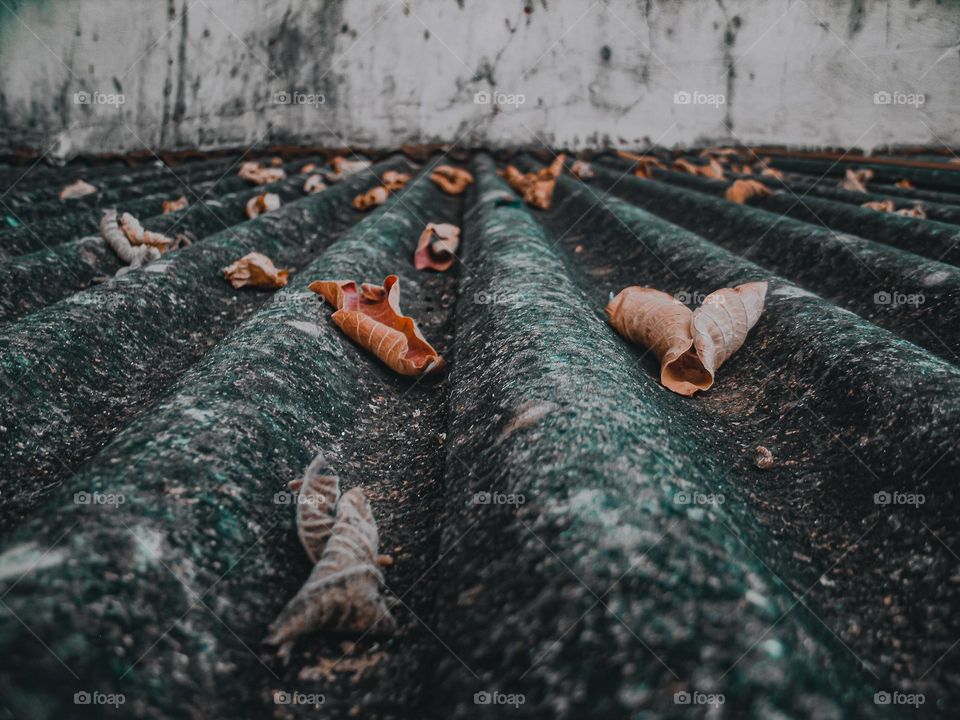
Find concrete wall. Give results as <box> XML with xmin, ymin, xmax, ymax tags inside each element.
<box><xmin>0</xmin><ymin>0</ymin><xmax>957</xmax><ymax>157</ymax></box>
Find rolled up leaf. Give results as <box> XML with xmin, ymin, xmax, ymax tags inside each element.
<box><xmin>414</xmin><ymin>223</ymin><xmax>461</xmax><ymax>272</ymax></box>
<box><xmin>691</xmin><ymin>282</ymin><xmax>768</xmax><ymax>387</ymax></box>
<box><xmin>100</xmin><ymin>209</ymin><xmax>161</xmax><ymax>270</ymax></box>
<box><xmin>290</xmin><ymin>453</ymin><xmax>340</xmax><ymax>563</ymax></box>
<box><xmin>352</xmin><ymin>185</ymin><xmax>389</xmax><ymax>211</ymax></box>
<box><xmin>430</xmin><ymin>165</ymin><xmax>474</xmax><ymax>195</ymax></box>
<box><xmin>265</xmin><ymin>487</ymin><xmax>396</xmax><ymax>655</ymax></box>
<box><xmin>238</xmin><ymin>161</ymin><xmax>285</xmax><ymax>185</ymax></box>
<box><xmin>245</xmin><ymin>192</ymin><xmax>281</xmax><ymax>219</ymax></box>
<box><xmin>725</xmin><ymin>179</ymin><xmax>773</xmax><ymax>204</ymax></box>
<box><xmin>382</xmin><ymin>170</ymin><xmax>411</xmax><ymax>192</ymax></box>
<box><xmin>310</xmin><ymin>275</ymin><xmax>445</xmax><ymax>376</ymax></box>
<box><xmin>324</xmin><ymin>156</ymin><xmax>371</xmax><ymax>183</ymax></box>
<box><xmin>605</xmin><ymin>287</ymin><xmax>710</xmax><ymax>396</ymax></box>
<box><xmin>119</xmin><ymin>212</ymin><xmax>175</xmax><ymax>251</ymax></box>
<box><xmin>303</xmin><ymin>174</ymin><xmax>327</xmax><ymax>195</ymax></box>
<box><xmin>222</xmin><ymin>252</ymin><xmax>289</xmax><ymax>289</ymax></box>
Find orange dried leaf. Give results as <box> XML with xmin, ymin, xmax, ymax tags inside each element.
<box><xmin>222</xmin><ymin>252</ymin><xmax>289</xmax><ymax>289</ymax></box>
<box><xmin>352</xmin><ymin>186</ymin><xmax>389</xmax><ymax>211</ymax></box>
<box><xmin>100</xmin><ymin>209</ymin><xmax>161</xmax><ymax>269</ymax></box>
<box><xmin>895</xmin><ymin>178</ymin><xmax>913</xmax><ymax>189</ymax></box>
<box><xmin>309</xmin><ymin>275</ymin><xmax>444</xmax><ymax>376</ymax></box>
<box><xmin>673</xmin><ymin>157</ymin><xmax>724</xmax><ymax>179</ymax></box>
<box><xmin>162</xmin><ymin>195</ymin><xmax>188</xmax><ymax>214</ymax></box>
<box><xmin>759</xmin><ymin>166</ymin><xmax>784</xmax><ymax>180</ymax></box>
<box><xmin>245</xmin><ymin>192</ymin><xmax>281</xmax><ymax>219</ymax></box>
<box><xmin>303</xmin><ymin>174</ymin><xmax>327</xmax><ymax>195</ymax></box>
<box><xmin>119</xmin><ymin>212</ymin><xmax>175</xmax><ymax>251</ymax></box>
<box><xmin>699</xmin><ymin>147</ymin><xmax>741</xmax><ymax>159</ymax></box>
<box><xmin>382</xmin><ymin>170</ymin><xmax>411</xmax><ymax>192</ymax></box>
<box><xmin>270</xmin><ymin>156</ymin><xmax>284</xmax><ymax>167</ymax></box>
<box><xmin>59</xmin><ymin>179</ymin><xmax>97</xmax><ymax>200</ymax></box>
<box><xmin>862</xmin><ymin>199</ymin><xmax>896</xmax><ymax>212</ymax></box>
<box><xmin>570</xmin><ymin>160</ymin><xmax>596</xmax><ymax>180</ymax></box>
<box><xmin>430</xmin><ymin>165</ymin><xmax>474</xmax><ymax>195</ymax></box>
<box><xmin>725</xmin><ymin>179</ymin><xmax>773</xmax><ymax>204</ymax></box>
<box><xmin>502</xmin><ymin>163</ymin><xmax>559</xmax><ymax>209</ymax></box>
<box><xmin>324</xmin><ymin>156</ymin><xmax>371</xmax><ymax>183</ymax></box>
<box><xmin>606</xmin><ymin>282</ymin><xmax>767</xmax><ymax>396</ymax></box>
<box><xmin>897</xmin><ymin>204</ymin><xmax>927</xmax><ymax>219</ymax></box>
<box><xmin>414</xmin><ymin>223</ymin><xmax>461</xmax><ymax>272</ymax></box>
<box><xmin>839</xmin><ymin>168</ymin><xmax>873</xmax><ymax>192</ymax></box>
<box><xmin>301</xmin><ymin>162</ymin><xmax>318</xmax><ymax>174</ymax></box>
<box><xmin>239</xmin><ymin>161</ymin><xmax>286</xmax><ymax>185</ymax></box>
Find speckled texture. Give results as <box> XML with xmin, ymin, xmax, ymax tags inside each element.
<box><xmin>419</xmin><ymin>155</ymin><xmax>893</xmax><ymax>719</ymax></box>
<box><xmin>0</xmin><ymin>159</ymin><xmax>325</xmax><ymax>323</ymax></box>
<box><xmin>767</xmin><ymin>157</ymin><xmax>960</xmax><ymax>194</ymax></box>
<box><xmin>0</xmin><ymin>159</ymin><xmax>407</xmax><ymax>529</ymax></box>
<box><xmin>533</xmin><ymin>169</ymin><xmax>960</xmax><ymax>711</ymax></box>
<box><xmin>588</xmin><ymin>159</ymin><xmax>960</xmax><ymax>362</ymax></box>
<box><xmin>0</xmin><ymin>157</ymin><xmax>461</xmax><ymax>719</ymax></box>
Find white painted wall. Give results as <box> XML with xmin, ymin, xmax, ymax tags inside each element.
<box><xmin>0</xmin><ymin>0</ymin><xmax>957</xmax><ymax>156</ymax></box>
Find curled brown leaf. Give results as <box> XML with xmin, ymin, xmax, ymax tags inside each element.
<box><xmin>605</xmin><ymin>282</ymin><xmax>767</xmax><ymax>396</ymax></box>
<box><xmin>239</xmin><ymin>161</ymin><xmax>286</xmax><ymax>185</ymax></box>
<box><xmin>897</xmin><ymin>204</ymin><xmax>927</xmax><ymax>219</ymax></box>
<box><xmin>245</xmin><ymin>192</ymin><xmax>281</xmax><ymax>219</ymax></box>
<box><xmin>570</xmin><ymin>160</ymin><xmax>596</xmax><ymax>180</ymax></box>
<box><xmin>352</xmin><ymin>185</ymin><xmax>390</xmax><ymax>211</ymax></box>
<box><xmin>100</xmin><ymin>209</ymin><xmax>161</xmax><ymax>270</ymax></box>
<box><xmin>59</xmin><ymin>179</ymin><xmax>97</xmax><ymax>200</ymax></box>
<box><xmin>265</xmin><ymin>487</ymin><xmax>396</xmax><ymax>656</ymax></box>
<box><xmin>862</xmin><ymin>199</ymin><xmax>896</xmax><ymax>212</ymax></box>
<box><xmin>300</xmin><ymin>162</ymin><xmax>318</xmax><ymax>174</ymax></box>
<box><xmin>382</xmin><ymin>170</ymin><xmax>412</xmax><ymax>192</ymax></box>
<box><xmin>303</xmin><ymin>174</ymin><xmax>327</xmax><ymax>195</ymax></box>
<box><xmin>673</xmin><ymin>157</ymin><xmax>725</xmax><ymax>179</ymax></box>
<box><xmin>414</xmin><ymin>223</ymin><xmax>461</xmax><ymax>272</ymax></box>
<box><xmin>309</xmin><ymin>275</ymin><xmax>444</xmax><ymax>376</ymax></box>
<box><xmin>839</xmin><ymin>168</ymin><xmax>873</xmax><ymax>192</ymax></box>
<box><xmin>324</xmin><ymin>156</ymin><xmax>372</xmax><ymax>183</ymax></box>
<box><xmin>895</xmin><ymin>178</ymin><xmax>913</xmax><ymax>189</ymax></box>
<box><xmin>725</xmin><ymin>178</ymin><xmax>773</xmax><ymax>204</ymax></box>
<box><xmin>290</xmin><ymin>454</ymin><xmax>340</xmax><ymax>564</ymax></box>
<box><xmin>162</xmin><ymin>195</ymin><xmax>188</xmax><ymax>214</ymax></box>
<box><xmin>119</xmin><ymin>212</ymin><xmax>175</xmax><ymax>251</ymax></box>
<box><xmin>222</xmin><ymin>252</ymin><xmax>289</xmax><ymax>289</ymax></box>
<box><xmin>430</xmin><ymin>165</ymin><xmax>474</xmax><ymax>195</ymax></box>
<box><xmin>501</xmin><ymin>155</ymin><xmax>565</xmax><ymax>209</ymax></box>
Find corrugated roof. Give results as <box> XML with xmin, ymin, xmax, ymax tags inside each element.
<box><xmin>0</xmin><ymin>148</ymin><xmax>958</xmax><ymax>718</ymax></box>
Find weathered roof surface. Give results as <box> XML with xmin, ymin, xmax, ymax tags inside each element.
<box><xmin>0</xmin><ymin>149</ymin><xmax>958</xmax><ymax>719</ymax></box>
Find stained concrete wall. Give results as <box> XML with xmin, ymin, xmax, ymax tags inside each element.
<box><xmin>0</xmin><ymin>0</ymin><xmax>957</xmax><ymax>157</ymax></box>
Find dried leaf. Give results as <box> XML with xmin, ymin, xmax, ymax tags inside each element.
<box><xmin>570</xmin><ymin>160</ymin><xmax>596</xmax><ymax>180</ymax></box>
<box><xmin>862</xmin><ymin>199</ymin><xmax>896</xmax><ymax>212</ymax></box>
<box><xmin>162</xmin><ymin>196</ymin><xmax>188</xmax><ymax>214</ymax></box>
<box><xmin>301</xmin><ymin>162</ymin><xmax>318</xmax><ymax>174</ymax></box>
<box><xmin>382</xmin><ymin>170</ymin><xmax>411</xmax><ymax>192</ymax></box>
<box><xmin>895</xmin><ymin>178</ymin><xmax>913</xmax><ymax>189</ymax></box>
<box><xmin>100</xmin><ymin>209</ymin><xmax>161</xmax><ymax>270</ymax></box>
<box><xmin>245</xmin><ymin>192</ymin><xmax>281</xmax><ymax>219</ymax></box>
<box><xmin>606</xmin><ymin>282</ymin><xmax>767</xmax><ymax>396</ymax></box>
<box><xmin>501</xmin><ymin>156</ymin><xmax>565</xmax><ymax>209</ymax></box>
<box><xmin>839</xmin><ymin>168</ymin><xmax>873</xmax><ymax>192</ymax></box>
<box><xmin>897</xmin><ymin>204</ymin><xmax>927</xmax><ymax>219</ymax></box>
<box><xmin>119</xmin><ymin>212</ymin><xmax>175</xmax><ymax>251</ymax></box>
<box><xmin>270</xmin><ymin>156</ymin><xmax>284</xmax><ymax>167</ymax></box>
<box><xmin>673</xmin><ymin>158</ymin><xmax>724</xmax><ymax>179</ymax></box>
<box><xmin>352</xmin><ymin>185</ymin><xmax>390</xmax><ymax>211</ymax></box>
<box><xmin>414</xmin><ymin>223</ymin><xmax>461</xmax><ymax>272</ymax></box>
<box><xmin>222</xmin><ymin>252</ymin><xmax>289</xmax><ymax>289</ymax></box>
<box><xmin>303</xmin><ymin>174</ymin><xmax>327</xmax><ymax>195</ymax></box>
<box><xmin>265</xmin><ymin>487</ymin><xmax>396</xmax><ymax>655</ymax></box>
<box><xmin>699</xmin><ymin>147</ymin><xmax>741</xmax><ymax>159</ymax></box>
<box><xmin>309</xmin><ymin>275</ymin><xmax>445</xmax><ymax>376</ymax></box>
<box><xmin>725</xmin><ymin>179</ymin><xmax>773</xmax><ymax>204</ymax></box>
<box><xmin>59</xmin><ymin>179</ymin><xmax>98</xmax><ymax>200</ymax></box>
<box><xmin>759</xmin><ymin>166</ymin><xmax>784</xmax><ymax>180</ymax></box>
<box><xmin>238</xmin><ymin>161</ymin><xmax>286</xmax><ymax>185</ymax></box>
<box><xmin>430</xmin><ymin>165</ymin><xmax>474</xmax><ymax>195</ymax></box>
<box><xmin>324</xmin><ymin>157</ymin><xmax>371</xmax><ymax>183</ymax></box>
<box><xmin>691</xmin><ymin>282</ymin><xmax>768</xmax><ymax>388</ymax></box>
<box><xmin>290</xmin><ymin>454</ymin><xmax>340</xmax><ymax>564</ymax></box>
